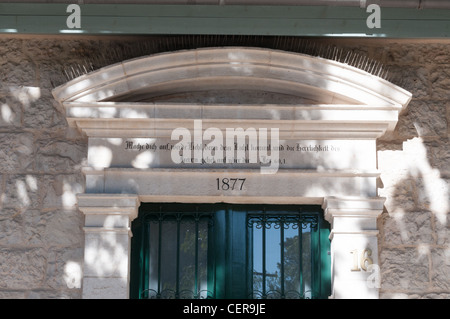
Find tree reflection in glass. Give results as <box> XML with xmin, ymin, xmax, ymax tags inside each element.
<box><xmin>251</xmin><ymin>216</ymin><xmax>313</xmax><ymax>299</ymax></box>
<box><xmin>147</xmin><ymin>215</ymin><xmax>210</xmax><ymax>299</ymax></box>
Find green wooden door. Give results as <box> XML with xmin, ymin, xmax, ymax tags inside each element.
<box><xmin>130</xmin><ymin>204</ymin><xmax>330</xmax><ymax>299</ymax></box>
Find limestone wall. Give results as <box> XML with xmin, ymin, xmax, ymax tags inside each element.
<box><xmin>329</xmin><ymin>39</ymin><xmax>449</xmax><ymax>298</ymax></box>
<box><xmin>375</xmin><ymin>42</ymin><xmax>450</xmax><ymax>299</ymax></box>
<box><xmin>0</xmin><ymin>36</ymin><xmax>448</xmax><ymax>298</ymax></box>
<box><xmin>0</xmin><ymin>37</ymin><xmax>88</xmax><ymax>298</ymax></box>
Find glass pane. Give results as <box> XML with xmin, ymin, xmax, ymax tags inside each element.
<box><xmin>252</xmin><ymin>226</ymin><xmax>263</xmax><ymax>298</ymax></box>
<box><xmin>160</xmin><ymin>222</ymin><xmax>177</xmax><ymax>297</ymax></box>
<box><xmin>283</xmin><ymin>225</ymin><xmax>300</xmax><ymax>298</ymax></box>
<box><xmin>179</xmin><ymin>221</ymin><xmax>195</xmax><ymax>297</ymax></box>
<box><xmin>197</xmin><ymin>220</ymin><xmax>209</xmax><ymax>298</ymax></box>
<box><xmin>265</xmin><ymin>224</ymin><xmax>281</xmax><ymax>298</ymax></box>
<box><xmin>146</xmin><ymin>215</ymin><xmax>210</xmax><ymax>299</ymax></box>
<box><xmin>250</xmin><ymin>215</ymin><xmax>316</xmax><ymax>299</ymax></box>
<box><xmin>148</xmin><ymin>222</ymin><xmax>159</xmax><ymax>297</ymax></box>
<box><xmin>302</xmin><ymin>224</ymin><xmax>312</xmax><ymax>299</ymax></box>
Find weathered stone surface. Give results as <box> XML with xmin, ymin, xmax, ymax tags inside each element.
<box><xmin>420</xmin><ymin>293</ymin><xmax>450</xmax><ymax>299</ymax></box>
<box><xmin>0</xmin><ymin>96</ymin><xmax>22</xmax><ymax>128</ymax></box>
<box><xmin>379</xmin><ymin>175</ymin><xmax>416</xmax><ymax>212</ymax></box>
<box><xmin>380</xmin><ymin>247</ymin><xmax>430</xmax><ymax>291</ymax></box>
<box><xmin>27</xmin><ymin>289</ymin><xmax>81</xmax><ymax>299</ymax></box>
<box><xmin>0</xmin><ymin>133</ymin><xmax>34</xmax><ymax>173</ymax></box>
<box><xmin>385</xmin><ymin>44</ymin><xmax>421</xmax><ymax>66</ymax></box>
<box><xmin>416</xmin><ymin>44</ymin><xmax>450</xmax><ymax>66</ymax></box>
<box><xmin>382</xmin><ymin>211</ymin><xmax>433</xmax><ymax>246</ymax></box>
<box><xmin>41</xmin><ymin>174</ymin><xmax>84</xmax><ymax>210</ymax></box>
<box><xmin>35</xmin><ymin>137</ymin><xmax>87</xmax><ymax>173</ymax></box>
<box><xmin>23</xmin><ymin>209</ymin><xmax>83</xmax><ymax>247</ymax></box>
<box><xmin>23</xmin><ymin>98</ymin><xmax>67</xmax><ymax>129</ymax></box>
<box><xmin>0</xmin><ymin>248</ymin><xmax>47</xmax><ymax>289</ymax></box>
<box><xmin>380</xmin><ymin>292</ymin><xmax>450</xmax><ymax>299</ymax></box>
<box><xmin>447</xmin><ymin>103</ymin><xmax>450</xmax><ymax>136</ymax></box>
<box><xmin>0</xmin><ymin>209</ymin><xmax>23</xmax><ymax>246</ymax></box>
<box><xmin>0</xmin><ymin>40</ymin><xmax>37</xmax><ymax>87</ymax></box>
<box><xmin>422</xmin><ymin>137</ymin><xmax>450</xmax><ymax>173</ymax></box>
<box><xmin>0</xmin><ymin>36</ymin><xmax>89</xmax><ymax>298</ymax></box>
<box><xmin>0</xmin><ymin>291</ymin><xmax>26</xmax><ymax>299</ymax></box>
<box><xmin>431</xmin><ymin>248</ymin><xmax>450</xmax><ymax>291</ymax></box>
<box><xmin>430</xmin><ymin>65</ymin><xmax>450</xmax><ymax>101</ymax></box>
<box><xmin>415</xmin><ymin>177</ymin><xmax>449</xmax><ymax>214</ymax></box>
<box><xmin>2</xmin><ymin>175</ymin><xmax>40</xmax><ymax>211</ymax></box>
<box><xmin>396</xmin><ymin>100</ymin><xmax>447</xmax><ymax>138</ymax></box>
<box><xmin>45</xmin><ymin>248</ymin><xmax>84</xmax><ymax>290</ymax></box>
<box><xmin>435</xmin><ymin>214</ymin><xmax>449</xmax><ymax>245</ymax></box>
<box><xmin>389</xmin><ymin>66</ymin><xmax>431</xmax><ymax>100</ymax></box>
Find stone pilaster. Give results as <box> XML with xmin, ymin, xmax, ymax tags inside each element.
<box><xmin>77</xmin><ymin>194</ymin><xmax>140</xmax><ymax>299</ymax></box>
<box><xmin>323</xmin><ymin>197</ymin><xmax>385</xmax><ymax>299</ymax></box>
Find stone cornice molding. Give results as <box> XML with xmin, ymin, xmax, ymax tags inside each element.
<box><xmin>77</xmin><ymin>193</ymin><xmax>140</xmax><ymax>233</ymax></box>
<box><xmin>322</xmin><ymin>196</ymin><xmax>385</xmax><ymax>219</ymax></box>
<box><xmin>322</xmin><ymin>196</ymin><xmax>385</xmax><ymax>238</ymax></box>
<box><xmin>52</xmin><ymin>47</ymin><xmax>412</xmax><ymax>140</ymax></box>
<box><xmin>60</xmin><ymin>101</ymin><xmax>405</xmax><ymax>139</ymax></box>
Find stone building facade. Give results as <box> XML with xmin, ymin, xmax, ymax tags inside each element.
<box><xmin>0</xmin><ymin>35</ymin><xmax>448</xmax><ymax>299</ymax></box>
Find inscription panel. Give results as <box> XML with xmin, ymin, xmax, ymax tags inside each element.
<box><xmin>90</xmin><ymin>169</ymin><xmax>378</xmax><ymax>199</ymax></box>
<box><xmin>88</xmin><ymin>137</ymin><xmax>376</xmax><ymax>171</ymax></box>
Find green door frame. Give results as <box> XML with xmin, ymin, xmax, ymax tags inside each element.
<box><xmin>130</xmin><ymin>203</ymin><xmax>331</xmax><ymax>299</ymax></box>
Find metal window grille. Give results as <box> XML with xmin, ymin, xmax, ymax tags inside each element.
<box><xmin>139</xmin><ymin>211</ymin><xmax>214</xmax><ymax>299</ymax></box>
<box><xmin>248</xmin><ymin>213</ymin><xmax>319</xmax><ymax>299</ymax></box>
<box><xmin>131</xmin><ymin>204</ymin><xmax>330</xmax><ymax>299</ymax></box>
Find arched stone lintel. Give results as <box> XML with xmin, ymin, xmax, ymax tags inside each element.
<box><xmin>53</xmin><ymin>47</ymin><xmax>412</xmax><ymax>107</ymax></box>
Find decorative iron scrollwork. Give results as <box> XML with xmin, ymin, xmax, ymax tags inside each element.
<box><xmin>247</xmin><ymin>213</ymin><xmax>318</xmax><ymax>230</ymax></box>
<box><xmin>142</xmin><ymin>289</ymin><xmax>214</xmax><ymax>299</ymax></box>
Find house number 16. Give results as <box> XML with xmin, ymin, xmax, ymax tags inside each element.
<box><xmin>350</xmin><ymin>249</ymin><xmax>373</xmax><ymax>271</ymax></box>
